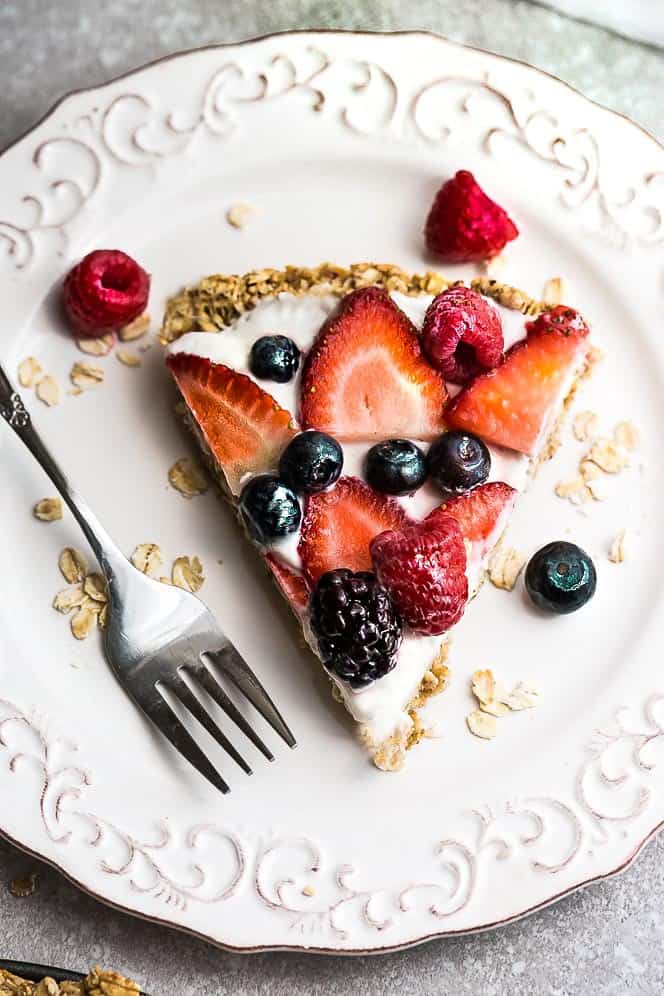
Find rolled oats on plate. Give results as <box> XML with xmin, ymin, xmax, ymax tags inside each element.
<box><xmin>58</xmin><ymin>547</ymin><xmax>88</xmax><ymax>584</ymax></box>
<box><xmin>33</xmin><ymin>497</ymin><xmax>62</xmax><ymax>521</ymax></box>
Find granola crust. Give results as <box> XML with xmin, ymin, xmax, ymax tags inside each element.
<box><xmin>160</xmin><ymin>263</ymin><xmax>550</xmax><ymax>343</ymax></box>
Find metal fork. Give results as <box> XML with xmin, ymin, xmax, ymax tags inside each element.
<box><xmin>0</xmin><ymin>364</ymin><xmax>296</xmax><ymax>793</ymax></box>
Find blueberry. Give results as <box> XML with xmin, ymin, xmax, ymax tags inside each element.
<box><xmin>365</xmin><ymin>439</ymin><xmax>427</xmax><ymax>496</ymax></box>
<box><xmin>279</xmin><ymin>431</ymin><xmax>343</xmax><ymax>494</ymax></box>
<box><xmin>525</xmin><ymin>541</ymin><xmax>596</xmax><ymax>614</ymax></box>
<box><xmin>249</xmin><ymin>335</ymin><xmax>300</xmax><ymax>383</ymax></box>
<box><xmin>427</xmin><ymin>431</ymin><xmax>490</xmax><ymax>495</ymax></box>
<box><xmin>239</xmin><ymin>474</ymin><xmax>301</xmax><ymax>544</ymax></box>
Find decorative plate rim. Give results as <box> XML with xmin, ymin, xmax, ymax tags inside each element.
<box><xmin>1</xmin><ymin>28</ymin><xmax>663</xmax><ymax>955</ymax></box>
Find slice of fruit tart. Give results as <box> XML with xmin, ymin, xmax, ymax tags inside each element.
<box><xmin>161</xmin><ymin>263</ymin><xmax>595</xmax><ymax>771</ymax></box>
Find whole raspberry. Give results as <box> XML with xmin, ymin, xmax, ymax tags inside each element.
<box><xmin>525</xmin><ymin>305</ymin><xmax>590</xmax><ymax>339</ymax></box>
<box><xmin>370</xmin><ymin>516</ymin><xmax>468</xmax><ymax>636</ymax></box>
<box><xmin>425</xmin><ymin>170</ymin><xmax>518</xmax><ymax>262</ymax></box>
<box><xmin>422</xmin><ymin>286</ymin><xmax>504</xmax><ymax>383</ymax></box>
<box><xmin>63</xmin><ymin>250</ymin><xmax>150</xmax><ymax>338</ymax></box>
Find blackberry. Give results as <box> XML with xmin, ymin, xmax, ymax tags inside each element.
<box><xmin>309</xmin><ymin>569</ymin><xmax>402</xmax><ymax>688</ymax></box>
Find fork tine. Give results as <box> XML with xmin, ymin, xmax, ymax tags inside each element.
<box><xmin>185</xmin><ymin>661</ymin><xmax>274</xmax><ymax>762</ymax></box>
<box><xmin>137</xmin><ymin>690</ymin><xmax>229</xmax><ymax>794</ymax></box>
<box><xmin>207</xmin><ymin>643</ymin><xmax>297</xmax><ymax>749</ymax></box>
<box><xmin>167</xmin><ymin>675</ymin><xmax>252</xmax><ymax>775</ymax></box>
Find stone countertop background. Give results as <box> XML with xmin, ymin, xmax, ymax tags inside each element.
<box><xmin>1</xmin><ymin>2</ymin><xmax>663</xmax><ymax>994</ymax></box>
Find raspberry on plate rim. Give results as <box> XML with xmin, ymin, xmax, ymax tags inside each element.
<box><xmin>63</xmin><ymin>249</ymin><xmax>150</xmax><ymax>338</ymax></box>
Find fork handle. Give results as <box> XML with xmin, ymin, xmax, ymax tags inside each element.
<box><xmin>0</xmin><ymin>363</ymin><xmax>128</xmax><ymax>583</ymax></box>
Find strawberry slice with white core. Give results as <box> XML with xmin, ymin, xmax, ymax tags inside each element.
<box><xmin>298</xmin><ymin>476</ymin><xmax>409</xmax><ymax>584</ymax></box>
<box><xmin>168</xmin><ymin>353</ymin><xmax>296</xmax><ymax>494</ymax></box>
<box><xmin>446</xmin><ymin>306</ymin><xmax>589</xmax><ymax>456</ymax></box>
<box><xmin>300</xmin><ymin>287</ymin><xmax>447</xmax><ymax>442</ymax></box>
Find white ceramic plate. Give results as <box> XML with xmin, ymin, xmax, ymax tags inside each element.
<box><xmin>1</xmin><ymin>31</ymin><xmax>663</xmax><ymax>954</ymax></box>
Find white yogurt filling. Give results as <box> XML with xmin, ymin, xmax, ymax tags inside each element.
<box><xmin>168</xmin><ymin>289</ymin><xmax>584</xmax><ymax>742</ymax></box>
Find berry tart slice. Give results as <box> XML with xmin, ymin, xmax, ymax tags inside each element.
<box><xmin>162</xmin><ymin>263</ymin><xmax>596</xmax><ymax>770</ymax></box>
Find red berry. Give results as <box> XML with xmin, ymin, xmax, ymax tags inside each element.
<box><xmin>370</xmin><ymin>517</ymin><xmax>468</xmax><ymax>636</ymax></box>
<box><xmin>168</xmin><ymin>353</ymin><xmax>296</xmax><ymax>494</ymax></box>
<box><xmin>298</xmin><ymin>476</ymin><xmax>408</xmax><ymax>584</ymax></box>
<box><xmin>300</xmin><ymin>287</ymin><xmax>447</xmax><ymax>442</ymax></box>
<box><xmin>446</xmin><ymin>311</ymin><xmax>589</xmax><ymax>455</ymax></box>
<box><xmin>429</xmin><ymin>481</ymin><xmax>517</xmax><ymax>546</ymax></box>
<box><xmin>425</xmin><ymin>170</ymin><xmax>518</xmax><ymax>262</ymax></box>
<box><xmin>421</xmin><ymin>286</ymin><xmax>504</xmax><ymax>384</ymax></box>
<box><xmin>525</xmin><ymin>305</ymin><xmax>590</xmax><ymax>339</ymax></box>
<box><xmin>63</xmin><ymin>250</ymin><xmax>150</xmax><ymax>338</ymax></box>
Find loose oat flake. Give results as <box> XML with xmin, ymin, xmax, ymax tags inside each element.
<box><xmin>172</xmin><ymin>555</ymin><xmax>205</xmax><ymax>593</ymax></box>
<box><xmin>119</xmin><ymin>312</ymin><xmax>150</xmax><ymax>342</ymax></box>
<box><xmin>77</xmin><ymin>333</ymin><xmax>115</xmax><ymax>356</ymax></box>
<box><xmin>466</xmin><ymin>710</ymin><xmax>497</xmax><ymax>740</ymax></box>
<box><xmin>555</xmin><ymin>477</ymin><xmax>591</xmax><ymax>505</ymax></box>
<box><xmin>501</xmin><ymin>682</ymin><xmax>540</xmax><ymax>711</ymax></box>
<box><xmin>488</xmin><ymin>545</ymin><xmax>525</xmax><ymax>591</ymax></box>
<box><xmin>226</xmin><ymin>202</ymin><xmax>256</xmax><ymax>228</ymax></box>
<box><xmin>70</xmin><ymin>604</ymin><xmax>96</xmax><ymax>640</ymax></box>
<box><xmin>35</xmin><ymin>374</ymin><xmax>60</xmax><ymax>406</ymax></box>
<box><xmin>542</xmin><ymin>276</ymin><xmax>566</xmax><ymax>306</ymax></box>
<box><xmin>588</xmin><ymin>438</ymin><xmax>629</xmax><ymax>474</ymax></box>
<box><xmin>471</xmin><ymin>668</ymin><xmax>496</xmax><ymax>705</ymax></box>
<box><xmin>18</xmin><ymin>356</ymin><xmax>43</xmax><ymax>387</ymax></box>
<box><xmin>84</xmin><ymin>572</ymin><xmax>107</xmax><ymax>602</ymax></box>
<box><xmin>33</xmin><ymin>497</ymin><xmax>63</xmax><ymax>522</ymax></box>
<box><xmin>70</xmin><ymin>360</ymin><xmax>104</xmax><ymax>389</ymax></box>
<box><xmin>168</xmin><ymin>456</ymin><xmax>209</xmax><ymax>498</ymax></box>
<box><xmin>130</xmin><ymin>542</ymin><xmax>163</xmax><ymax>576</ymax></box>
<box><xmin>609</xmin><ymin>528</ymin><xmax>630</xmax><ymax>564</ymax></box>
<box><xmin>58</xmin><ymin>547</ymin><xmax>88</xmax><ymax>584</ymax></box>
<box><xmin>614</xmin><ymin>420</ymin><xmax>640</xmax><ymax>452</ymax></box>
<box><xmin>53</xmin><ymin>583</ymin><xmax>86</xmax><ymax>614</ymax></box>
<box><xmin>572</xmin><ymin>410</ymin><xmax>600</xmax><ymax>443</ymax></box>
<box><xmin>117</xmin><ymin>349</ymin><xmax>142</xmax><ymax>367</ymax></box>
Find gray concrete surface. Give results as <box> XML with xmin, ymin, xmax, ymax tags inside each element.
<box><xmin>1</xmin><ymin>2</ymin><xmax>664</xmax><ymax>994</ymax></box>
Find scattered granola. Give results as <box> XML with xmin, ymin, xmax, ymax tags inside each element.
<box><xmin>302</xmin><ymin>884</ymin><xmax>316</xmax><ymax>898</ymax></box>
<box><xmin>70</xmin><ymin>603</ymin><xmax>97</xmax><ymax>640</ymax></box>
<box><xmin>130</xmin><ymin>542</ymin><xmax>163</xmax><ymax>576</ymax></box>
<box><xmin>172</xmin><ymin>555</ymin><xmax>205</xmax><ymax>593</ymax></box>
<box><xmin>487</xmin><ymin>545</ymin><xmax>525</xmax><ymax>591</ymax></box>
<box><xmin>70</xmin><ymin>361</ymin><xmax>104</xmax><ymax>390</ymax></box>
<box><xmin>226</xmin><ymin>202</ymin><xmax>256</xmax><ymax>229</ymax></box>
<box><xmin>588</xmin><ymin>438</ymin><xmax>629</xmax><ymax>474</ymax></box>
<box><xmin>555</xmin><ymin>477</ymin><xmax>591</xmax><ymax>505</ymax></box>
<box><xmin>572</xmin><ymin>410</ymin><xmax>600</xmax><ymax>442</ymax></box>
<box><xmin>53</xmin><ymin>584</ymin><xmax>86</xmax><ymax>613</ymax></box>
<box><xmin>116</xmin><ymin>350</ymin><xmax>142</xmax><ymax>367</ymax></box>
<box><xmin>119</xmin><ymin>312</ymin><xmax>150</xmax><ymax>342</ymax></box>
<box><xmin>35</xmin><ymin>374</ymin><xmax>60</xmax><ymax>406</ymax></box>
<box><xmin>467</xmin><ymin>669</ymin><xmax>540</xmax><ymax>738</ymax></box>
<box><xmin>83</xmin><ymin>572</ymin><xmax>107</xmax><ymax>602</ymax></box>
<box><xmin>77</xmin><ymin>333</ymin><xmax>115</xmax><ymax>356</ymax></box>
<box><xmin>542</xmin><ymin>276</ymin><xmax>566</xmax><ymax>306</ymax></box>
<box><xmin>614</xmin><ymin>420</ymin><xmax>640</xmax><ymax>452</ymax></box>
<box><xmin>33</xmin><ymin>497</ymin><xmax>62</xmax><ymax>522</ymax></box>
<box><xmin>58</xmin><ymin>547</ymin><xmax>88</xmax><ymax>584</ymax></box>
<box><xmin>609</xmin><ymin>528</ymin><xmax>630</xmax><ymax>564</ymax></box>
<box><xmin>17</xmin><ymin>356</ymin><xmax>43</xmax><ymax>388</ymax></box>
<box><xmin>168</xmin><ymin>456</ymin><xmax>209</xmax><ymax>498</ymax></box>
<box><xmin>9</xmin><ymin>872</ymin><xmax>37</xmax><ymax>898</ymax></box>
<box><xmin>466</xmin><ymin>709</ymin><xmax>497</xmax><ymax>740</ymax></box>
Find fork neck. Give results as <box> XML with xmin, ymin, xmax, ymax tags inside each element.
<box><xmin>1</xmin><ymin>363</ymin><xmax>129</xmax><ymax>584</ymax></box>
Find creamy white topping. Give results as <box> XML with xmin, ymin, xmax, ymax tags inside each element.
<box><xmin>168</xmin><ymin>289</ymin><xmax>584</xmax><ymax>746</ymax></box>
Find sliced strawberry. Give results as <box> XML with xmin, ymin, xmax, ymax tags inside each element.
<box><xmin>168</xmin><ymin>353</ymin><xmax>296</xmax><ymax>494</ymax></box>
<box><xmin>446</xmin><ymin>318</ymin><xmax>589</xmax><ymax>455</ymax></box>
<box><xmin>298</xmin><ymin>476</ymin><xmax>408</xmax><ymax>583</ymax></box>
<box><xmin>428</xmin><ymin>482</ymin><xmax>517</xmax><ymax>544</ymax></box>
<box><xmin>264</xmin><ymin>554</ymin><xmax>310</xmax><ymax>615</ymax></box>
<box><xmin>300</xmin><ymin>287</ymin><xmax>447</xmax><ymax>442</ymax></box>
